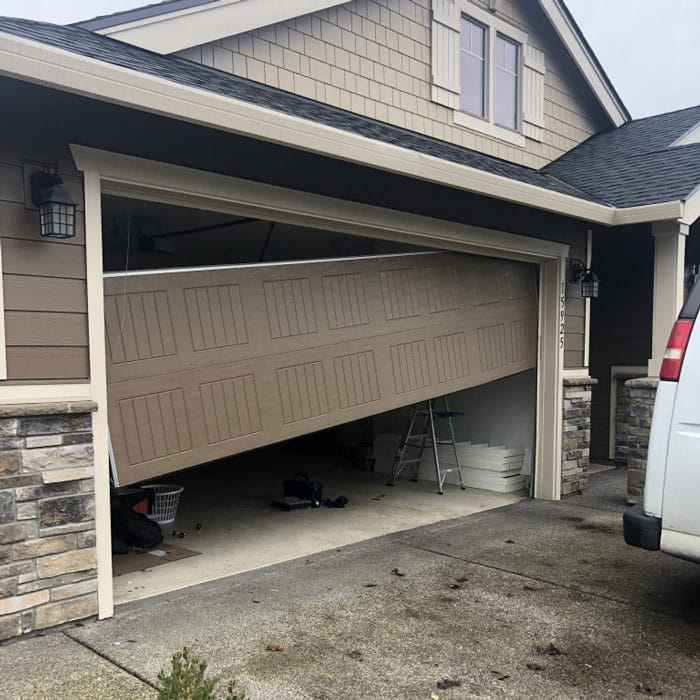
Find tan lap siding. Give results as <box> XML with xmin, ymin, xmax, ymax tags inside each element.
<box><xmin>0</xmin><ymin>161</ymin><xmax>89</xmax><ymax>381</ymax></box>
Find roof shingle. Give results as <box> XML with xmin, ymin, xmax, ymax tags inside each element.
<box><xmin>544</xmin><ymin>105</ymin><xmax>700</xmax><ymax>207</ymax></box>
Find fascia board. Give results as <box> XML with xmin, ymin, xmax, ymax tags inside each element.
<box><xmin>612</xmin><ymin>201</ymin><xmax>685</xmax><ymax>226</ymax></box>
<box><xmin>95</xmin><ymin>0</ymin><xmax>352</xmax><ymax>54</ymax></box>
<box><xmin>0</xmin><ymin>31</ymin><xmax>616</xmax><ymax>225</ymax></box>
<box><xmin>537</xmin><ymin>0</ymin><xmax>628</xmax><ymax>128</ymax></box>
<box><xmin>680</xmin><ymin>184</ymin><xmax>700</xmax><ymax>226</ymax></box>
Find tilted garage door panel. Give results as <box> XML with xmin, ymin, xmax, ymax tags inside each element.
<box><xmin>105</xmin><ymin>253</ymin><xmax>537</xmax><ymax>484</ymax></box>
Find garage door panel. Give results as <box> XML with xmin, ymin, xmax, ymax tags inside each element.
<box><xmin>106</xmin><ymin>253</ymin><xmax>538</xmax><ymax>484</ymax></box>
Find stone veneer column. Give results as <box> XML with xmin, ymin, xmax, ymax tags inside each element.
<box><xmin>0</xmin><ymin>401</ymin><xmax>98</xmax><ymax>642</ymax></box>
<box><xmin>561</xmin><ymin>377</ymin><xmax>597</xmax><ymax>497</ymax></box>
<box><xmin>621</xmin><ymin>377</ymin><xmax>659</xmax><ymax>505</ymax></box>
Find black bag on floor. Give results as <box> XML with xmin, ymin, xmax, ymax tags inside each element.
<box><xmin>283</xmin><ymin>474</ymin><xmax>322</xmax><ymax>507</ymax></box>
<box><xmin>111</xmin><ymin>501</ymin><xmax>163</xmax><ymax>554</ymax></box>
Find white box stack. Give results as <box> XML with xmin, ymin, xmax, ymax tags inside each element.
<box><xmin>373</xmin><ymin>434</ymin><xmax>526</xmax><ymax>493</ymax></box>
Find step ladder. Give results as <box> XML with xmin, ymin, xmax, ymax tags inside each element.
<box><xmin>387</xmin><ymin>397</ymin><xmax>466</xmax><ymax>495</ymax></box>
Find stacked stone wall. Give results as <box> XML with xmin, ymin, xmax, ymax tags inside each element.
<box><xmin>619</xmin><ymin>377</ymin><xmax>658</xmax><ymax>504</ymax></box>
<box><xmin>0</xmin><ymin>402</ymin><xmax>97</xmax><ymax>641</ymax></box>
<box><xmin>561</xmin><ymin>377</ymin><xmax>597</xmax><ymax>496</ymax></box>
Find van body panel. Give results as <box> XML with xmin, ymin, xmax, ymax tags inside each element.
<box><xmin>660</xmin><ymin>528</ymin><xmax>700</xmax><ymax>563</ymax></box>
<box><xmin>661</xmin><ymin>321</ymin><xmax>700</xmax><ymax>537</ymax></box>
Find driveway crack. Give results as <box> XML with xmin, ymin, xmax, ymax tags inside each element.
<box><xmin>63</xmin><ymin>630</ymin><xmax>159</xmax><ymax>692</ymax></box>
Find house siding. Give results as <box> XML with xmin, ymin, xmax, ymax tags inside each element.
<box><xmin>589</xmin><ymin>224</ymin><xmax>654</xmax><ymax>459</ymax></box>
<box><xmin>177</xmin><ymin>0</ymin><xmax>610</xmax><ymax>169</ymax></box>
<box><xmin>0</xmin><ymin>156</ymin><xmax>89</xmax><ymax>381</ymax></box>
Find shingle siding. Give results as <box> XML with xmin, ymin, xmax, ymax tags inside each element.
<box><xmin>178</xmin><ymin>0</ymin><xmax>610</xmax><ymax>169</ymax></box>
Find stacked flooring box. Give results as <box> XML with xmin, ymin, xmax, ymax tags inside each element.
<box><xmin>374</xmin><ymin>434</ymin><xmax>526</xmax><ymax>493</ymax></box>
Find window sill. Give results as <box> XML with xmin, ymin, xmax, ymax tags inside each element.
<box><xmin>453</xmin><ymin>111</ymin><xmax>527</xmax><ymax>148</ymax></box>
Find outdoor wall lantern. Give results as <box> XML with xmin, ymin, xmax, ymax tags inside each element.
<box><xmin>570</xmin><ymin>258</ymin><xmax>600</xmax><ymax>299</ymax></box>
<box><xmin>30</xmin><ymin>169</ymin><xmax>77</xmax><ymax>239</ymax></box>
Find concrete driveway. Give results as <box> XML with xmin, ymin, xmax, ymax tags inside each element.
<box><xmin>2</xmin><ymin>469</ymin><xmax>699</xmax><ymax>699</ymax></box>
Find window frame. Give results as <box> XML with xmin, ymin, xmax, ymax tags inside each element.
<box><xmin>452</xmin><ymin>3</ymin><xmax>528</xmax><ymax>148</ymax></box>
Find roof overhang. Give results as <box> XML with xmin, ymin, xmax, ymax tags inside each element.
<box><xmin>0</xmin><ymin>30</ymin><xmax>686</xmax><ymax>228</ymax></box>
<box><xmin>78</xmin><ymin>0</ymin><xmax>352</xmax><ymax>55</ymax></box>
<box><xmin>537</xmin><ymin>0</ymin><xmax>629</xmax><ymax>127</ymax></box>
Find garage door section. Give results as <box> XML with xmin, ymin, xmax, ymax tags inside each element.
<box><xmin>104</xmin><ymin>252</ymin><xmax>537</xmax><ymax>484</ymax></box>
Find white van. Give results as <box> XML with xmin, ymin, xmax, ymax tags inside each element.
<box><xmin>623</xmin><ymin>282</ymin><xmax>700</xmax><ymax>562</ymax></box>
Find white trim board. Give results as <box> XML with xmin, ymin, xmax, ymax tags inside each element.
<box><xmin>0</xmin><ymin>31</ymin><xmax>693</xmax><ymax>227</ymax></box>
<box><xmin>0</xmin><ymin>383</ymin><xmax>91</xmax><ymax>403</ymax></box>
<box><xmin>88</xmin><ymin>0</ymin><xmax>351</xmax><ymax>54</ymax></box>
<box><xmin>537</xmin><ymin>0</ymin><xmax>628</xmax><ymax>127</ymax></box>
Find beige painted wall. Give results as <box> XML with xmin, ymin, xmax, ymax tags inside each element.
<box><xmin>178</xmin><ymin>0</ymin><xmax>609</xmax><ymax>169</ymax></box>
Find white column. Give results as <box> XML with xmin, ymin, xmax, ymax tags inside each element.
<box><xmin>534</xmin><ymin>256</ymin><xmax>565</xmax><ymax>501</ymax></box>
<box><xmin>83</xmin><ymin>170</ymin><xmax>114</xmax><ymax>621</ymax></box>
<box><xmin>649</xmin><ymin>220</ymin><xmax>687</xmax><ymax>377</ymax></box>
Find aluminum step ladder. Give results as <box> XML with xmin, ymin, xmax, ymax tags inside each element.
<box><xmin>387</xmin><ymin>397</ymin><xmax>466</xmax><ymax>495</ymax></box>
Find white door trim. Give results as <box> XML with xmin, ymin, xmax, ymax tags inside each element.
<box><xmin>72</xmin><ymin>145</ymin><xmax>567</xmax><ymax>618</ymax></box>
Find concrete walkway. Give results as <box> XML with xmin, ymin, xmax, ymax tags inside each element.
<box><xmin>2</xmin><ymin>469</ymin><xmax>700</xmax><ymax>699</ymax></box>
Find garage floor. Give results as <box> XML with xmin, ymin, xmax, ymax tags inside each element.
<box><xmin>113</xmin><ymin>446</ymin><xmax>524</xmax><ymax>604</ymax></box>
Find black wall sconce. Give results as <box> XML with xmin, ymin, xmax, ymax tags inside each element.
<box><xmin>569</xmin><ymin>258</ymin><xmax>600</xmax><ymax>299</ymax></box>
<box><xmin>30</xmin><ymin>169</ymin><xmax>77</xmax><ymax>239</ymax></box>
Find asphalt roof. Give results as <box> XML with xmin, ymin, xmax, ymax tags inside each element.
<box><xmin>544</xmin><ymin>105</ymin><xmax>700</xmax><ymax>208</ymax></box>
<box><xmin>74</xmin><ymin>0</ymin><xmax>217</xmax><ymax>32</ymax></box>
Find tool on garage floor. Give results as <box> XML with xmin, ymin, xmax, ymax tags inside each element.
<box><xmin>387</xmin><ymin>397</ymin><xmax>466</xmax><ymax>495</ymax></box>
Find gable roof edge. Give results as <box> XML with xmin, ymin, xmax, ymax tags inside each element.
<box><xmin>80</xmin><ymin>0</ymin><xmax>352</xmax><ymax>55</ymax></box>
<box><xmin>538</xmin><ymin>0</ymin><xmax>629</xmax><ymax>127</ymax></box>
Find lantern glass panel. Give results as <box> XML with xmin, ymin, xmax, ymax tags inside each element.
<box><xmin>39</xmin><ymin>201</ymin><xmax>76</xmax><ymax>238</ymax></box>
<box><xmin>581</xmin><ymin>271</ymin><xmax>599</xmax><ymax>299</ymax></box>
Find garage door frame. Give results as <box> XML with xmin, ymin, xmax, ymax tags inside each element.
<box><xmin>73</xmin><ymin>145</ymin><xmax>569</xmax><ymax>622</ymax></box>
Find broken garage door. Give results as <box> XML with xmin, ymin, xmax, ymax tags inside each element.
<box><xmin>104</xmin><ymin>252</ymin><xmax>537</xmax><ymax>484</ymax></box>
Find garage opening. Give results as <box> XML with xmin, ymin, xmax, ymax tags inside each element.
<box><xmin>102</xmin><ymin>195</ymin><xmax>538</xmax><ymax>603</ymax></box>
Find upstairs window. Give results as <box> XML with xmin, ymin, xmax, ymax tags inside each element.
<box><xmin>494</xmin><ymin>34</ymin><xmax>519</xmax><ymax>130</ymax></box>
<box><xmin>431</xmin><ymin>1</ymin><xmax>545</xmax><ymax>146</ymax></box>
<box><xmin>460</xmin><ymin>15</ymin><xmax>521</xmax><ymax>132</ymax></box>
<box><xmin>460</xmin><ymin>18</ymin><xmax>486</xmax><ymax>118</ymax></box>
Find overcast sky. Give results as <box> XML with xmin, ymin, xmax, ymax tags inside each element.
<box><xmin>0</xmin><ymin>0</ymin><xmax>698</xmax><ymax>119</ymax></box>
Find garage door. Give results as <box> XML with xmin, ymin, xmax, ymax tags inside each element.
<box><xmin>104</xmin><ymin>252</ymin><xmax>537</xmax><ymax>484</ymax></box>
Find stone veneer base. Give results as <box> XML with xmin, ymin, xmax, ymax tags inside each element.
<box><xmin>620</xmin><ymin>377</ymin><xmax>659</xmax><ymax>505</ymax></box>
<box><xmin>561</xmin><ymin>377</ymin><xmax>597</xmax><ymax>497</ymax></box>
<box><xmin>0</xmin><ymin>401</ymin><xmax>98</xmax><ymax>642</ymax></box>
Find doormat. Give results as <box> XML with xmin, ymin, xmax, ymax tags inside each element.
<box><xmin>112</xmin><ymin>543</ymin><xmax>201</xmax><ymax>577</ymax></box>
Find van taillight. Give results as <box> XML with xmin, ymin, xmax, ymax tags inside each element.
<box><xmin>660</xmin><ymin>319</ymin><xmax>694</xmax><ymax>381</ymax></box>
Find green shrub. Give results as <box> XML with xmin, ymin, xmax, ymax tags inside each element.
<box><xmin>157</xmin><ymin>647</ymin><xmax>247</xmax><ymax>700</ymax></box>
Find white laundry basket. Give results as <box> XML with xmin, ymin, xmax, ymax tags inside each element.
<box><xmin>140</xmin><ymin>484</ymin><xmax>184</xmax><ymax>525</ymax></box>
